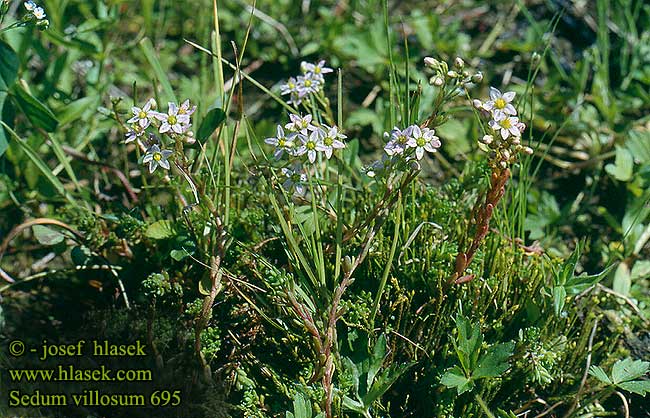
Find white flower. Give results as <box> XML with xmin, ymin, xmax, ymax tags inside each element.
<box><xmin>142</xmin><ymin>144</ymin><xmax>173</xmax><ymax>173</ymax></box>
<box><xmin>125</xmin><ymin>123</ymin><xmax>145</xmax><ymax>143</ymax></box>
<box><xmin>296</xmin><ymin>130</ymin><xmax>326</xmax><ymax>163</ymax></box>
<box><xmin>489</xmin><ymin>115</ymin><xmax>521</xmax><ymax>139</ymax></box>
<box><xmin>281</xmin><ymin>164</ymin><xmax>308</xmax><ymax>196</ymax></box>
<box><xmin>296</xmin><ymin>73</ymin><xmax>321</xmax><ymax>96</ymax></box>
<box><xmin>281</xmin><ymin>77</ymin><xmax>299</xmax><ymax>96</ymax></box>
<box><xmin>127</xmin><ymin>99</ymin><xmax>155</xmax><ymax>128</ymax></box>
<box><xmin>285</xmin><ymin>113</ymin><xmax>317</xmax><ymax>136</ymax></box>
<box><xmin>483</xmin><ymin>87</ymin><xmax>517</xmax><ymax>119</ymax></box>
<box><xmin>24</xmin><ymin>1</ymin><xmax>36</xmax><ymax>11</ymax></box>
<box><xmin>384</xmin><ymin>126</ymin><xmax>413</xmax><ymax>156</ymax></box>
<box><xmin>177</xmin><ymin>99</ymin><xmax>196</xmax><ymax>116</ymax></box>
<box><xmin>406</xmin><ymin>125</ymin><xmax>441</xmax><ymax>160</ymax></box>
<box><xmin>33</xmin><ymin>6</ymin><xmax>46</xmax><ymax>19</ymax></box>
<box><xmin>154</xmin><ymin>102</ymin><xmax>190</xmax><ymax>134</ymax></box>
<box><xmin>264</xmin><ymin>125</ymin><xmax>297</xmax><ymax>159</ymax></box>
<box><xmin>319</xmin><ymin>125</ymin><xmax>346</xmax><ymax>159</ymax></box>
<box><xmin>301</xmin><ymin>60</ymin><xmax>333</xmax><ymax>83</ymax></box>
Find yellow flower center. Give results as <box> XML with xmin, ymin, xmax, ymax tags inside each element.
<box><xmin>324</xmin><ymin>137</ymin><xmax>333</xmax><ymax>146</ymax></box>
<box><xmin>307</xmin><ymin>141</ymin><xmax>316</xmax><ymax>150</ymax></box>
<box><xmin>278</xmin><ymin>138</ymin><xmax>286</xmax><ymax>147</ymax></box>
<box><xmin>315</xmin><ymin>67</ymin><xmax>321</xmax><ymax>74</ymax></box>
<box><xmin>398</xmin><ymin>135</ymin><xmax>407</xmax><ymax>144</ymax></box>
<box><xmin>304</xmin><ymin>80</ymin><xmax>312</xmax><ymax>87</ymax></box>
<box><xmin>495</xmin><ymin>98</ymin><xmax>506</xmax><ymax>109</ymax></box>
<box><xmin>138</xmin><ymin>111</ymin><xmax>147</xmax><ymax>119</ymax></box>
<box><xmin>500</xmin><ymin>118</ymin><xmax>512</xmax><ymax>129</ymax></box>
<box><xmin>168</xmin><ymin>115</ymin><xmax>177</xmax><ymax>125</ymax></box>
<box><xmin>416</xmin><ymin>138</ymin><xmax>426</xmax><ymax>147</ymax></box>
<box><xmin>153</xmin><ymin>153</ymin><xmax>162</xmax><ymax>161</ymax></box>
<box><xmin>289</xmin><ymin>82</ymin><xmax>295</xmax><ymax>89</ymax></box>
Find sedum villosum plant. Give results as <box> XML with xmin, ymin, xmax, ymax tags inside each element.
<box><xmin>118</xmin><ymin>50</ymin><xmax>534</xmax><ymax>417</ymax></box>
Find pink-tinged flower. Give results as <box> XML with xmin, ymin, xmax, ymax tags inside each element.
<box><xmin>264</xmin><ymin>125</ymin><xmax>297</xmax><ymax>159</ymax></box>
<box><xmin>319</xmin><ymin>125</ymin><xmax>346</xmax><ymax>159</ymax></box>
<box><xmin>483</xmin><ymin>87</ymin><xmax>517</xmax><ymax>119</ymax></box>
<box><xmin>296</xmin><ymin>130</ymin><xmax>326</xmax><ymax>164</ymax></box>
<box><xmin>384</xmin><ymin>126</ymin><xmax>414</xmax><ymax>156</ymax></box>
<box><xmin>154</xmin><ymin>102</ymin><xmax>191</xmax><ymax>134</ymax></box>
<box><xmin>406</xmin><ymin>126</ymin><xmax>441</xmax><ymax>160</ymax></box>
<box><xmin>125</xmin><ymin>123</ymin><xmax>145</xmax><ymax>143</ymax></box>
<box><xmin>127</xmin><ymin>99</ymin><xmax>156</xmax><ymax>128</ymax></box>
<box><xmin>177</xmin><ymin>99</ymin><xmax>197</xmax><ymax>116</ymax></box>
<box><xmin>285</xmin><ymin>113</ymin><xmax>318</xmax><ymax>136</ymax></box>
<box><xmin>489</xmin><ymin>115</ymin><xmax>522</xmax><ymax>140</ymax></box>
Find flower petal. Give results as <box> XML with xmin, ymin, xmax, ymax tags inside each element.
<box><xmin>503</xmin><ymin>91</ymin><xmax>516</xmax><ymax>101</ymax></box>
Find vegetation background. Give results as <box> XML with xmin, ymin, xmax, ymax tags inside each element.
<box><xmin>1</xmin><ymin>0</ymin><xmax>650</xmax><ymax>417</ymax></box>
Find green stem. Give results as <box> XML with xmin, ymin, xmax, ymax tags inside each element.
<box><xmin>370</xmin><ymin>196</ymin><xmax>401</xmax><ymax>324</ymax></box>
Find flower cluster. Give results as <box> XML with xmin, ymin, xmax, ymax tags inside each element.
<box><xmin>124</xmin><ymin>99</ymin><xmax>196</xmax><ymax>174</ymax></box>
<box><xmin>365</xmin><ymin>125</ymin><xmax>441</xmax><ymax>178</ymax></box>
<box><xmin>473</xmin><ymin>87</ymin><xmax>532</xmax><ymax>168</ymax></box>
<box><xmin>280</xmin><ymin>60</ymin><xmax>333</xmax><ymax>106</ymax></box>
<box><xmin>424</xmin><ymin>56</ymin><xmax>483</xmax><ymax>89</ymax></box>
<box><xmin>265</xmin><ymin>113</ymin><xmax>346</xmax><ymax>196</ymax></box>
<box><xmin>23</xmin><ymin>1</ymin><xmax>48</xmax><ymax>28</ymax></box>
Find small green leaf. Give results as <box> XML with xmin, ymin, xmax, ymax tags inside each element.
<box><xmin>473</xmin><ymin>342</ymin><xmax>514</xmax><ymax>379</ymax></box>
<box><xmin>33</xmin><ymin>225</ymin><xmax>65</xmax><ymax>245</ymax></box>
<box><xmin>145</xmin><ymin>220</ymin><xmax>175</xmax><ymax>239</ymax></box>
<box><xmin>197</xmin><ymin>107</ymin><xmax>226</xmax><ymax>141</ymax></box>
<box><xmin>631</xmin><ymin>260</ymin><xmax>650</xmax><ymax>280</ymax></box>
<box><xmin>605</xmin><ymin>146</ymin><xmax>633</xmax><ymax>181</ymax></box>
<box><xmin>11</xmin><ymin>84</ymin><xmax>59</xmax><ymax>132</ymax></box>
<box><xmin>588</xmin><ymin>366</ymin><xmax>612</xmax><ymax>385</ymax></box>
<box><xmin>612</xmin><ymin>262</ymin><xmax>631</xmax><ymax>296</ymax></box>
<box><xmin>611</xmin><ymin>358</ymin><xmax>650</xmax><ymax>384</ymax></box>
<box><xmin>440</xmin><ymin>366</ymin><xmax>473</xmax><ymax>394</ymax></box>
<box><xmin>617</xmin><ymin>380</ymin><xmax>650</xmax><ymax>396</ymax></box>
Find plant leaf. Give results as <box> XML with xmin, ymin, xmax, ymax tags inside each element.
<box><xmin>197</xmin><ymin>107</ymin><xmax>226</xmax><ymax>141</ymax></box>
<box><xmin>588</xmin><ymin>366</ymin><xmax>612</xmax><ymax>385</ymax></box>
<box><xmin>605</xmin><ymin>146</ymin><xmax>633</xmax><ymax>181</ymax></box>
<box><xmin>611</xmin><ymin>358</ymin><xmax>650</xmax><ymax>384</ymax></box>
<box><xmin>33</xmin><ymin>225</ymin><xmax>65</xmax><ymax>246</ymax></box>
<box><xmin>0</xmin><ymin>40</ymin><xmax>18</xmax><ymax>90</ymax></box>
<box><xmin>440</xmin><ymin>365</ymin><xmax>473</xmax><ymax>395</ymax></box>
<box><xmin>11</xmin><ymin>83</ymin><xmax>59</xmax><ymax>132</ymax></box>
<box><xmin>473</xmin><ymin>342</ymin><xmax>515</xmax><ymax>379</ymax></box>
<box><xmin>145</xmin><ymin>220</ymin><xmax>175</xmax><ymax>239</ymax></box>
<box><xmin>612</xmin><ymin>262</ymin><xmax>631</xmax><ymax>296</ymax></box>
<box><xmin>617</xmin><ymin>380</ymin><xmax>650</xmax><ymax>396</ymax></box>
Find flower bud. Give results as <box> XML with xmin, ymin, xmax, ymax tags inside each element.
<box><xmin>343</xmin><ymin>256</ymin><xmax>354</xmax><ymax>274</ymax></box>
<box><xmin>424</xmin><ymin>57</ymin><xmax>438</xmax><ymax>68</ymax></box>
<box><xmin>511</xmin><ymin>137</ymin><xmax>521</xmax><ymax>145</ymax></box>
<box><xmin>471</xmin><ymin>72</ymin><xmax>483</xmax><ymax>83</ymax></box>
<box><xmin>523</xmin><ymin>146</ymin><xmax>534</xmax><ymax>155</ymax></box>
<box><xmin>454</xmin><ymin>57</ymin><xmax>465</xmax><ymax>69</ymax></box>
<box><xmin>531</xmin><ymin>52</ymin><xmax>541</xmax><ymax>64</ymax></box>
<box><xmin>447</xmin><ymin>70</ymin><xmax>458</xmax><ymax>78</ymax></box>
<box><xmin>431</xmin><ymin>76</ymin><xmax>444</xmax><ymax>87</ymax></box>
<box><xmin>147</xmin><ymin>97</ymin><xmax>157</xmax><ymax>110</ymax></box>
<box><xmin>37</xmin><ymin>19</ymin><xmax>49</xmax><ymax>30</ymax></box>
<box><xmin>482</xmin><ymin>134</ymin><xmax>493</xmax><ymax>144</ymax></box>
<box><xmin>473</xmin><ymin>99</ymin><xmax>483</xmax><ymax>110</ymax></box>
